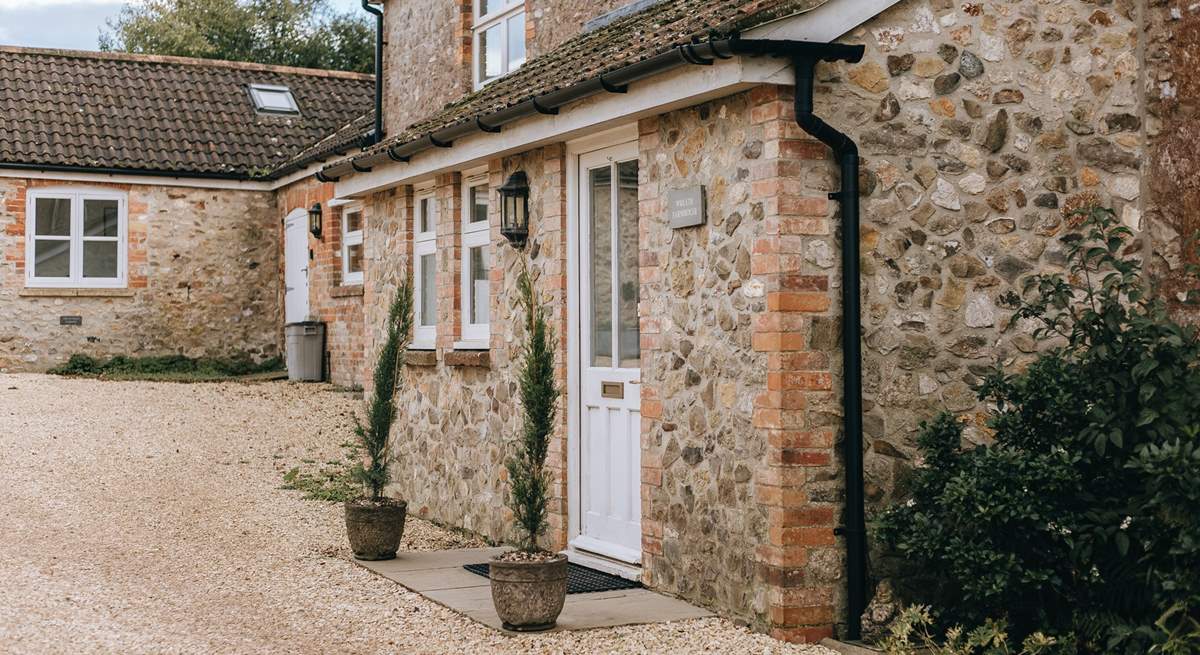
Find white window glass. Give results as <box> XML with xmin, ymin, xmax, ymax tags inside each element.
<box><xmin>412</xmin><ymin>187</ymin><xmax>438</xmax><ymax>350</ymax></box>
<box><xmin>27</xmin><ymin>191</ymin><xmax>126</xmax><ymax>288</ymax></box>
<box><xmin>460</xmin><ymin>174</ymin><xmax>491</xmax><ymax>346</ymax></box>
<box><xmin>473</xmin><ymin>0</ymin><xmax>525</xmax><ymax>87</ymax></box>
<box><xmin>248</xmin><ymin>84</ymin><xmax>299</xmax><ymax>114</ymax></box>
<box><xmin>342</xmin><ymin>206</ymin><xmax>364</xmax><ymax>286</ymax></box>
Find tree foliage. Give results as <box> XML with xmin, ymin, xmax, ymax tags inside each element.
<box><xmin>505</xmin><ymin>265</ymin><xmax>560</xmax><ymax>553</ymax></box>
<box><xmin>100</xmin><ymin>0</ymin><xmax>374</xmax><ymax>73</ymax></box>
<box><xmin>352</xmin><ymin>280</ymin><xmax>413</xmax><ymax>500</ymax></box>
<box><xmin>877</xmin><ymin>201</ymin><xmax>1200</xmax><ymax>654</ymax></box>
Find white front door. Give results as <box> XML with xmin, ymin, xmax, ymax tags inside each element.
<box><xmin>284</xmin><ymin>209</ymin><xmax>310</xmax><ymax>323</ymax></box>
<box><xmin>572</xmin><ymin>141</ymin><xmax>642</xmax><ymax>565</ymax></box>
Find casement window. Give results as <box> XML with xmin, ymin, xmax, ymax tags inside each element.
<box><xmin>26</xmin><ymin>189</ymin><xmax>127</xmax><ymax>288</ymax></box>
<box><xmin>412</xmin><ymin>188</ymin><xmax>438</xmax><ymax>350</ymax></box>
<box><xmin>473</xmin><ymin>0</ymin><xmax>526</xmax><ymax>88</ymax></box>
<box><xmin>458</xmin><ymin>173</ymin><xmax>491</xmax><ymax>347</ymax></box>
<box><xmin>342</xmin><ymin>204</ymin><xmax>364</xmax><ymax>286</ymax></box>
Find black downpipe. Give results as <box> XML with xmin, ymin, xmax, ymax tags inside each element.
<box><xmin>361</xmin><ymin>0</ymin><xmax>384</xmax><ymax>145</ymax></box>
<box><xmin>791</xmin><ymin>55</ymin><xmax>866</xmax><ymax>641</ymax></box>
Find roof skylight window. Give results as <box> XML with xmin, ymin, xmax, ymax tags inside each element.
<box><xmin>248</xmin><ymin>84</ymin><xmax>300</xmax><ymax>115</ymax></box>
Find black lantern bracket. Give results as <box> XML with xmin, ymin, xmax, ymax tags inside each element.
<box><xmin>308</xmin><ymin>203</ymin><xmax>323</xmax><ymax>239</ymax></box>
<box><xmin>499</xmin><ymin>171</ymin><xmax>530</xmax><ymax>249</ymax></box>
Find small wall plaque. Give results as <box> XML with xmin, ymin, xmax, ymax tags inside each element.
<box><xmin>60</xmin><ymin>316</ymin><xmax>82</xmax><ymax>326</ymax></box>
<box><xmin>668</xmin><ymin>186</ymin><xmax>707</xmax><ymax>229</ymax></box>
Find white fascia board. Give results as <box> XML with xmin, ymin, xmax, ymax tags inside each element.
<box><xmin>0</xmin><ymin>161</ymin><xmax>328</xmax><ymax>192</ymax></box>
<box><xmin>744</xmin><ymin>0</ymin><xmax>903</xmax><ymax>41</ymax></box>
<box><xmin>333</xmin><ymin>55</ymin><xmax>793</xmax><ymax>198</ymax></box>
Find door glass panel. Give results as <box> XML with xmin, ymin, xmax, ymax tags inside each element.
<box><xmin>418</xmin><ymin>198</ymin><xmax>432</xmax><ymax>233</ymax></box>
<box><xmin>590</xmin><ymin>165</ymin><xmax>613</xmax><ymax>367</ymax></box>
<box><xmin>419</xmin><ymin>253</ymin><xmax>436</xmax><ymax>326</ymax></box>
<box><xmin>35</xmin><ymin>198</ymin><xmax>71</xmax><ymax>236</ymax></box>
<box><xmin>34</xmin><ymin>240</ymin><xmax>70</xmax><ymax>278</ymax></box>
<box><xmin>83</xmin><ymin>241</ymin><xmax>119</xmax><ymax>278</ymax></box>
<box><xmin>616</xmin><ymin>160</ymin><xmax>640</xmax><ymax>368</ymax></box>
<box><xmin>469</xmin><ymin>245</ymin><xmax>489</xmax><ymax>324</ymax></box>
<box><xmin>83</xmin><ymin>199</ymin><xmax>119</xmax><ymax>237</ymax></box>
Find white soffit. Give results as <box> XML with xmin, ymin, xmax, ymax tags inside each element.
<box><xmin>333</xmin><ymin>0</ymin><xmax>899</xmax><ymax>198</ymax></box>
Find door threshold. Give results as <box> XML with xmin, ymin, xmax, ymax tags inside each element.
<box><xmin>564</xmin><ymin>547</ymin><xmax>643</xmax><ymax>582</ymax></box>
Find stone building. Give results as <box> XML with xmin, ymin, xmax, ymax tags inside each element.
<box><xmin>1</xmin><ymin>0</ymin><xmax>1196</xmax><ymax>644</ymax></box>
<box><xmin>0</xmin><ymin>47</ymin><xmax>374</xmax><ymax>385</ymax></box>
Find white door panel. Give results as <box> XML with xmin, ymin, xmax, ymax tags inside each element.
<box><xmin>572</xmin><ymin>141</ymin><xmax>642</xmax><ymax>565</ymax></box>
<box><xmin>284</xmin><ymin>210</ymin><xmax>310</xmax><ymax>324</ymax></box>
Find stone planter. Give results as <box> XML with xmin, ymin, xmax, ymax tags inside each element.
<box><xmin>489</xmin><ymin>552</ymin><xmax>568</xmax><ymax>631</ymax></box>
<box><xmin>344</xmin><ymin>498</ymin><xmax>407</xmax><ymax>560</ymax></box>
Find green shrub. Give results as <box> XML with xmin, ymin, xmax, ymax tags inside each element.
<box><xmin>350</xmin><ymin>280</ymin><xmax>413</xmax><ymax>500</ymax></box>
<box><xmin>877</xmin><ymin>203</ymin><xmax>1200</xmax><ymax>653</ymax></box>
<box><xmin>48</xmin><ymin>352</ymin><xmax>283</xmax><ymax>380</ymax></box>
<box><xmin>504</xmin><ymin>265</ymin><xmax>560</xmax><ymax>553</ymax></box>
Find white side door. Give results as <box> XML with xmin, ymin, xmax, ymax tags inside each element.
<box><xmin>572</xmin><ymin>141</ymin><xmax>642</xmax><ymax>564</ymax></box>
<box><xmin>284</xmin><ymin>209</ymin><xmax>310</xmax><ymax>323</ymax></box>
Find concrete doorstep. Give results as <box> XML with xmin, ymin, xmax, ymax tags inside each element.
<box><xmin>355</xmin><ymin>547</ymin><xmax>714</xmax><ymax>633</ymax></box>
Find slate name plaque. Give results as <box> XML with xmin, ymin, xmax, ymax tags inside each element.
<box><xmin>668</xmin><ymin>186</ymin><xmax>706</xmax><ymax>229</ymax></box>
<box><xmin>60</xmin><ymin>316</ymin><xmax>83</xmax><ymax>326</ymax></box>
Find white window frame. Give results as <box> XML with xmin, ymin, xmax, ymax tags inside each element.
<box><xmin>457</xmin><ymin>172</ymin><xmax>491</xmax><ymax>348</ymax></box>
<box><xmin>472</xmin><ymin>0</ymin><xmax>526</xmax><ymax>89</ymax></box>
<box><xmin>341</xmin><ymin>203</ymin><xmax>365</xmax><ymax>286</ymax></box>
<box><xmin>248</xmin><ymin>84</ymin><xmax>300</xmax><ymax>115</ymax></box>
<box><xmin>25</xmin><ymin>188</ymin><xmax>128</xmax><ymax>289</ymax></box>
<box><xmin>412</xmin><ymin>186</ymin><xmax>438</xmax><ymax>350</ymax></box>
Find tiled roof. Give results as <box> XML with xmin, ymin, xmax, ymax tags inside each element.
<box><xmin>0</xmin><ymin>46</ymin><xmax>376</xmax><ymax>179</ymax></box>
<box><xmin>341</xmin><ymin>0</ymin><xmax>826</xmax><ymax>168</ymax></box>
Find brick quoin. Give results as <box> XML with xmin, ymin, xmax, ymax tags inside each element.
<box><xmin>749</xmin><ymin>84</ymin><xmax>840</xmax><ymax>642</ymax></box>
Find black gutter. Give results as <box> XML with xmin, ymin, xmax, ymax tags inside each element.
<box><xmin>361</xmin><ymin>0</ymin><xmax>384</xmax><ymax>146</ymax></box>
<box><xmin>319</xmin><ymin>34</ymin><xmax>870</xmax><ymax>638</ymax></box>
<box><xmin>0</xmin><ymin>161</ymin><xmax>262</xmax><ymax>182</ymax></box>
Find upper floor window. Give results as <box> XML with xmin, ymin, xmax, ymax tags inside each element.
<box><xmin>473</xmin><ymin>0</ymin><xmax>526</xmax><ymax>88</ymax></box>
<box><xmin>342</xmin><ymin>204</ymin><xmax>364</xmax><ymax>286</ymax></box>
<box><xmin>412</xmin><ymin>186</ymin><xmax>438</xmax><ymax>350</ymax></box>
<box><xmin>26</xmin><ymin>189</ymin><xmax>127</xmax><ymax>289</ymax></box>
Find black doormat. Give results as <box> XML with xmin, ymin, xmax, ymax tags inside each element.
<box><xmin>463</xmin><ymin>562</ymin><xmax>642</xmax><ymax>594</ymax></box>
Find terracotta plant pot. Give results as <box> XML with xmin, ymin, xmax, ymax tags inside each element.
<box><xmin>489</xmin><ymin>552</ymin><xmax>569</xmax><ymax>631</ymax></box>
<box><xmin>344</xmin><ymin>498</ymin><xmax>407</xmax><ymax>560</ymax></box>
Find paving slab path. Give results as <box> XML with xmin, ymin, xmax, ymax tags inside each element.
<box><xmin>0</xmin><ymin>375</ymin><xmax>836</xmax><ymax>655</ymax></box>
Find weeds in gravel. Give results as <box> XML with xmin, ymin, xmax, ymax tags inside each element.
<box><xmin>281</xmin><ymin>441</ymin><xmax>362</xmax><ymax>502</ymax></box>
<box><xmin>49</xmin><ymin>353</ymin><xmax>283</xmax><ymax>382</ymax></box>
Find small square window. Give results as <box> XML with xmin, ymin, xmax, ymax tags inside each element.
<box><xmin>248</xmin><ymin>84</ymin><xmax>300</xmax><ymax>115</ymax></box>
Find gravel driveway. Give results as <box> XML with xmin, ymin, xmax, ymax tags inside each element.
<box><xmin>0</xmin><ymin>375</ymin><xmax>835</xmax><ymax>655</ymax></box>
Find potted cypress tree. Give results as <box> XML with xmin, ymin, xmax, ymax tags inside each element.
<box><xmin>489</xmin><ymin>267</ymin><xmax>568</xmax><ymax>631</ymax></box>
<box><xmin>344</xmin><ymin>280</ymin><xmax>413</xmax><ymax>560</ymax></box>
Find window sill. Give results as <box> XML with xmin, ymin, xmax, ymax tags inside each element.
<box><xmin>20</xmin><ymin>288</ymin><xmax>134</xmax><ymax>298</ymax></box>
<box><xmin>405</xmin><ymin>350</ymin><xmax>437</xmax><ymax>367</ymax></box>
<box><xmin>444</xmin><ymin>350</ymin><xmax>491</xmax><ymax>369</ymax></box>
<box><xmin>330</xmin><ymin>285</ymin><xmax>364</xmax><ymax>298</ymax></box>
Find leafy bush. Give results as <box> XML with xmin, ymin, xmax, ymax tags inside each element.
<box><xmin>880</xmin><ymin>605</ymin><xmax>1063</xmax><ymax>655</ymax></box>
<box><xmin>877</xmin><ymin>203</ymin><xmax>1200</xmax><ymax>653</ymax></box>
<box><xmin>351</xmin><ymin>280</ymin><xmax>413</xmax><ymax>500</ymax></box>
<box><xmin>504</xmin><ymin>266</ymin><xmax>560</xmax><ymax>553</ymax></box>
<box><xmin>49</xmin><ymin>352</ymin><xmax>283</xmax><ymax>380</ymax></box>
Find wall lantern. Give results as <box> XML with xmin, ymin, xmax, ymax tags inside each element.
<box><xmin>308</xmin><ymin>202</ymin><xmax>323</xmax><ymax>239</ymax></box>
<box><xmin>499</xmin><ymin>171</ymin><xmax>529</xmax><ymax>248</ymax></box>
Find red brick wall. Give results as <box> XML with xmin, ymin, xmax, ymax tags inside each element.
<box><xmin>275</xmin><ymin>176</ymin><xmax>365</xmax><ymax>387</ymax></box>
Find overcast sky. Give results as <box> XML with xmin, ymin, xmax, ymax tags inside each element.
<box><xmin>0</xmin><ymin>0</ymin><xmax>366</xmax><ymax>51</ymax></box>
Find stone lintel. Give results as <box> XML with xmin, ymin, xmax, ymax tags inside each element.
<box><xmin>405</xmin><ymin>350</ymin><xmax>438</xmax><ymax>367</ymax></box>
<box><xmin>330</xmin><ymin>285</ymin><xmax>365</xmax><ymax>298</ymax></box>
<box><xmin>444</xmin><ymin>350</ymin><xmax>490</xmax><ymax>368</ymax></box>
